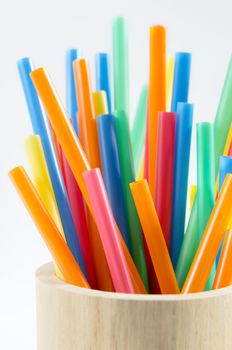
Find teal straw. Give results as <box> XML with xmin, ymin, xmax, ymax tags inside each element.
<box><xmin>114</xmin><ymin>110</ymin><xmax>149</xmax><ymax>290</ymax></box>
<box><xmin>131</xmin><ymin>85</ymin><xmax>148</xmax><ymax>176</ymax></box>
<box><xmin>196</xmin><ymin>122</ymin><xmax>215</xmax><ymax>290</ymax></box>
<box><xmin>112</xmin><ymin>17</ymin><xmax>129</xmax><ymax>118</ymax></box>
<box><xmin>175</xmin><ymin>199</ymin><xmax>198</xmax><ymax>289</ymax></box>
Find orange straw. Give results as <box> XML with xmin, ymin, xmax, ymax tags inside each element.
<box><xmin>182</xmin><ymin>174</ymin><xmax>232</xmax><ymax>293</ymax></box>
<box><xmin>73</xmin><ymin>59</ymin><xmax>113</xmax><ymax>291</ymax></box>
<box><xmin>213</xmin><ymin>230</ymin><xmax>232</xmax><ymax>289</ymax></box>
<box><xmin>9</xmin><ymin>166</ymin><xmax>90</xmax><ymax>288</ymax></box>
<box><xmin>130</xmin><ymin>180</ymin><xmax>180</xmax><ymax>294</ymax></box>
<box><xmin>147</xmin><ymin>26</ymin><xmax>166</xmax><ymax>198</ymax></box>
<box><xmin>73</xmin><ymin>59</ymin><xmax>101</xmax><ymax>168</ymax></box>
<box><xmin>30</xmin><ymin>67</ymin><xmax>146</xmax><ymax>294</ymax></box>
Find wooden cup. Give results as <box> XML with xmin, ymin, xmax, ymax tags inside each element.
<box><xmin>37</xmin><ymin>263</ymin><xmax>232</xmax><ymax>350</ymax></box>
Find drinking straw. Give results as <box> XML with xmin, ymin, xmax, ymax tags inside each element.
<box><xmin>214</xmin><ymin>56</ymin><xmax>232</xmax><ymax>176</ymax></box>
<box><xmin>83</xmin><ymin>168</ymin><xmax>134</xmax><ymax>293</ymax></box>
<box><xmin>61</xmin><ymin>150</ymin><xmax>97</xmax><ymax>288</ymax></box>
<box><xmin>170</xmin><ymin>103</ymin><xmax>193</xmax><ymax>268</ymax></box>
<box><xmin>9</xmin><ymin>166</ymin><xmax>90</xmax><ymax>288</ymax></box>
<box><xmin>17</xmin><ymin>58</ymin><xmax>87</xmax><ymax>279</ymax></box>
<box><xmin>166</xmin><ymin>56</ymin><xmax>174</xmax><ymax>111</ymax></box>
<box><xmin>25</xmin><ymin>135</ymin><xmax>65</xmax><ymax>280</ymax></box>
<box><xmin>25</xmin><ymin>135</ymin><xmax>65</xmax><ymax>239</ymax></box>
<box><xmin>73</xmin><ymin>59</ymin><xmax>101</xmax><ymax>168</ymax></box>
<box><xmin>190</xmin><ymin>185</ymin><xmax>197</xmax><ymax>210</ymax></box>
<box><xmin>93</xmin><ymin>91</ymin><xmax>108</xmax><ymax>117</ymax></box>
<box><xmin>114</xmin><ymin>110</ymin><xmax>149</xmax><ymax>290</ymax></box>
<box><xmin>97</xmin><ymin>114</ymin><xmax>130</xmax><ymax>248</ymax></box>
<box><xmin>73</xmin><ymin>59</ymin><xmax>114</xmax><ymax>290</ymax></box>
<box><xmin>85</xmin><ymin>210</ymin><xmax>114</xmax><ymax>291</ymax></box>
<box><xmin>30</xmin><ymin>67</ymin><xmax>146</xmax><ymax>294</ymax></box>
<box><xmin>155</xmin><ymin>112</ymin><xmax>176</xmax><ymax>250</ymax></box>
<box><xmin>171</xmin><ymin>52</ymin><xmax>191</xmax><ymax>112</ymax></box>
<box><xmin>175</xmin><ymin>198</ymin><xmax>198</xmax><ymax>288</ymax></box>
<box><xmin>112</xmin><ymin>16</ymin><xmax>129</xmax><ymax>117</ymax></box>
<box><xmin>66</xmin><ymin>49</ymin><xmax>79</xmax><ymax>134</ymax></box>
<box><xmin>130</xmin><ymin>180</ymin><xmax>180</xmax><ymax>294</ymax></box>
<box><xmin>213</xmin><ymin>230</ymin><xmax>232</xmax><ymax>289</ymax></box>
<box><xmin>197</xmin><ymin>122</ymin><xmax>216</xmax><ymax>289</ymax></box>
<box><xmin>147</xmin><ymin>25</ymin><xmax>166</xmax><ymax>198</ymax></box>
<box><xmin>216</xmin><ymin>156</ymin><xmax>232</xmax><ymax>264</ymax></box>
<box><xmin>176</xmin><ymin>131</ymin><xmax>227</xmax><ymax>288</ymax></box>
<box><xmin>182</xmin><ymin>174</ymin><xmax>232</xmax><ymax>293</ymax></box>
<box><xmin>196</xmin><ymin>123</ymin><xmax>215</xmax><ymax>238</ymax></box>
<box><xmin>131</xmin><ymin>85</ymin><xmax>148</xmax><ymax>176</ymax></box>
<box><xmin>95</xmin><ymin>53</ymin><xmax>111</xmax><ymax>112</ymax></box>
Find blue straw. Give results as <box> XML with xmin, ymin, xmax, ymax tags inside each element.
<box><xmin>216</xmin><ymin>155</ymin><xmax>232</xmax><ymax>264</ymax></box>
<box><xmin>171</xmin><ymin>52</ymin><xmax>191</xmax><ymax>112</ymax></box>
<box><xmin>17</xmin><ymin>57</ymin><xmax>88</xmax><ymax>279</ymax></box>
<box><xmin>97</xmin><ymin>114</ymin><xmax>130</xmax><ymax>248</ymax></box>
<box><xmin>66</xmin><ymin>49</ymin><xmax>80</xmax><ymax>134</ymax></box>
<box><xmin>95</xmin><ymin>53</ymin><xmax>112</xmax><ymax>112</ymax></box>
<box><xmin>170</xmin><ymin>102</ymin><xmax>193</xmax><ymax>268</ymax></box>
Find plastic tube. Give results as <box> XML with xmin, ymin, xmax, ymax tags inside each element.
<box><xmin>171</xmin><ymin>52</ymin><xmax>191</xmax><ymax>112</ymax></box>
<box><xmin>170</xmin><ymin>103</ymin><xmax>193</xmax><ymax>267</ymax></box>
<box><xmin>114</xmin><ymin>110</ymin><xmax>149</xmax><ymax>290</ymax></box>
<box><xmin>9</xmin><ymin>166</ymin><xmax>89</xmax><ymax>288</ymax></box>
<box><xmin>95</xmin><ymin>53</ymin><xmax>111</xmax><ymax>112</ymax></box>
<box><xmin>182</xmin><ymin>174</ymin><xmax>232</xmax><ymax>293</ymax></box>
<box><xmin>97</xmin><ymin>114</ymin><xmax>129</xmax><ymax>248</ymax></box>
<box><xmin>147</xmin><ymin>25</ymin><xmax>166</xmax><ymax>198</ymax></box>
<box><xmin>155</xmin><ymin>112</ymin><xmax>176</xmax><ymax>250</ymax></box>
<box><xmin>130</xmin><ymin>180</ymin><xmax>180</xmax><ymax>294</ymax></box>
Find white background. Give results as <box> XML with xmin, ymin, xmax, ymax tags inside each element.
<box><xmin>0</xmin><ymin>0</ymin><xmax>232</xmax><ymax>348</ymax></box>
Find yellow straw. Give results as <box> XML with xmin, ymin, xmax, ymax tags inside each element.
<box><xmin>93</xmin><ymin>91</ymin><xmax>109</xmax><ymax>117</ymax></box>
<box><xmin>25</xmin><ymin>135</ymin><xmax>66</xmax><ymax>279</ymax></box>
<box><xmin>166</xmin><ymin>56</ymin><xmax>174</xmax><ymax>111</ymax></box>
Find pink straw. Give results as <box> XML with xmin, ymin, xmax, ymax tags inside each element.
<box><xmin>83</xmin><ymin>168</ymin><xmax>134</xmax><ymax>293</ymax></box>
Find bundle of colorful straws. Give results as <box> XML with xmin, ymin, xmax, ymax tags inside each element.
<box><xmin>9</xmin><ymin>17</ymin><xmax>232</xmax><ymax>294</ymax></box>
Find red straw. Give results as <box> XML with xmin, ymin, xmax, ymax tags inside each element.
<box><xmin>61</xmin><ymin>149</ymin><xmax>97</xmax><ymax>288</ymax></box>
<box><xmin>155</xmin><ymin>112</ymin><xmax>176</xmax><ymax>250</ymax></box>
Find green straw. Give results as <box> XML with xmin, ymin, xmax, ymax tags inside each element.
<box><xmin>176</xmin><ymin>124</ymin><xmax>216</xmax><ymax>290</ymax></box>
<box><xmin>112</xmin><ymin>17</ymin><xmax>129</xmax><ymax>118</ymax></box>
<box><xmin>175</xmin><ymin>198</ymin><xmax>198</xmax><ymax>289</ymax></box>
<box><xmin>131</xmin><ymin>85</ymin><xmax>148</xmax><ymax>176</ymax></box>
<box><xmin>214</xmin><ymin>56</ymin><xmax>232</xmax><ymax>175</ymax></box>
<box><xmin>197</xmin><ymin>122</ymin><xmax>216</xmax><ymax>289</ymax></box>
<box><xmin>114</xmin><ymin>110</ymin><xmax>149</xmax><ymax>290</ymax></box>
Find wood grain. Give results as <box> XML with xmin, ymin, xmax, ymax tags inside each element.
<box><xmin>37</xmin><ymin>263</ymin><xmax>232</xmax><ymax>350</ymax></box>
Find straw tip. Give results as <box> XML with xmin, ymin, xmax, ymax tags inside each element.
<box><xmin>30</xmin><ymin>67</ymin><xmax>46</xmax><ymax>79</ymax></box>
<box><xmin>150</xmin><ymin>25</ymin><xmax>166</xmax><ymax>34</ymax></box>
<box><xmin>113</xmin><ymin>16</ymin><xmax>126</xmax><ymax>24</ymax></box>
<box><xmin>8</xmin><ymin>166</ymin><xmax>23</xmax><ymax>179</ymax></box>
<box><xmin>17</xmin><ymin>57</ymin><xmax>32</xmax><ymax>66</ymax></box>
